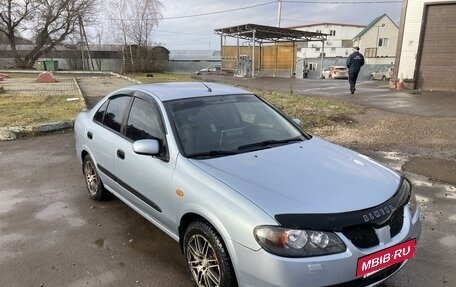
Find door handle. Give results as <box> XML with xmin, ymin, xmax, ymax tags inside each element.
<box><xmin>87</xmin><ymin>131</ymin><xmax>93</xmax><ymax>139</ymax></box>
<box><xmin>117</xmin><ymin>149</ymin><xmax>125</xmax><ymax>160</ymax></box>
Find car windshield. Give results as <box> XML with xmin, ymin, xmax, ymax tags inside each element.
<box><xmin>165</xmin><ymin>94</ymin><xmax>306</xmax><ymax>158</ymax></box>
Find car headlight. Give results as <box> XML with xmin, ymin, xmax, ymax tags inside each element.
<box><xmin>398</xmin><ymin>178</ymin><xmax>418</xmax><ymax>215</ymax></box>
<box><xmin>254</xmin><ymin>226</ymin><xmax>346</xmax><ymax>257</ymax></box>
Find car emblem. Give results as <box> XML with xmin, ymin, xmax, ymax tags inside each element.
<box><xmin>363</xmin><ymin>205</ymin><xmax>395</xmax><ymax>222</ymax></box>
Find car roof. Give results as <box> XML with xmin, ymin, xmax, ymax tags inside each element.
<box><xmin>116</xmin><ymin>82</ymin><xmax>251</xmax><ymax>102</ymax></box>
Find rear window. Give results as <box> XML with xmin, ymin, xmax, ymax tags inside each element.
<box><xmin>336</xmin><ymin>67</ymin><xmax>348</xmax><ymax>71</ymax></box>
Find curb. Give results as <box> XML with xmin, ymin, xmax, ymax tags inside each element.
<box><xmin>109</xmin><ymin>72</ymin><xmax>143</xmax><ymax>84</ymax></box>
<box><xmin>0</xmin><ymin>120</ymin><xmax>75</xmax><ymax>141</ymax></box>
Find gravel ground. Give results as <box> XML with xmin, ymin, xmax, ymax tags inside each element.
<box><xmin>316</xmin><ymin>108</ymin><xmax>456</xmax><ymax>158</ymax></box>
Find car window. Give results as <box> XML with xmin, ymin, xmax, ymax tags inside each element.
<box><xmin>103</xmin><ymin>95</ymin><xmax>131</xmax><ymax>133</ymax></box>
<box><xmin>126</xmin><ymin>97</ymin><xmax>164</xmax><ymax>142</ymax></box>
<box><xmin>93</xmin><ymin>100</ymin><xmax>108</xmax><ymax>123</ymax></box>
<box><xmin>166</xmin><ymin>94</ymin><xmax>304</xmax><ymax>156</ymax></box>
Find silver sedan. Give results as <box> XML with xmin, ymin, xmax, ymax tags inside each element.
<box><xmin>74</xmin><ymin>82</ymin><xmax>421</xmax><ymax>287</ymax></box>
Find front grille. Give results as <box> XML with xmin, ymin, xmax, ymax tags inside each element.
<box><xmin>390</xmin><ymin>207</ymin><xmax>404</xmax><ymax>238</ymax></box>
<box><xmin>342</xmin><ymin>225</ymin><xmax>379</xmax><ymax>249</ymax></box>
<box><xmin>342</xmin><ymin>207</ymin><xmax>405</xmax><ymax>249</ymax></box>
<box><xmin>325</xmin><ymin>262</ymin><xmax>402</xmax><ymax>287</ymax></box>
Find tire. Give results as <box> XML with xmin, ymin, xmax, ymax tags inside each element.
<box><xmin>382</xmin><ymin>76</ymin><xmax>387</xmax><ymax>81</ymax></box>
<box><xmin>329</xmin><ymin>74</ymin><xmax>333</xmax><ymax>79</ymax></box>
<box><xmin>370</xmin><ymin>75</ymin><xmax>375</xmax><ymax>80</ymax></box>
<box><xmin>184</xmin><ymin>221</ymin><xmax>237</xmax><ymax>287</ymax></box>
<box><xmin>82</xmin><ymin>154</ymin><xmax>111</xmax><ymax>201</ymax></box>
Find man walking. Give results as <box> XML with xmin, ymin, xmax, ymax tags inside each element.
<box><xmin>346</xmin><ymin>46</ymin><xmax>365</xmax><ymax>94</ymax></box>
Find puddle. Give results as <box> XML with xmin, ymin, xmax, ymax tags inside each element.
<box><xmin>403</xmin><ymin>157</ymin><xmax>456</xmax><ymax>185</ymax></box>
<box><xmin>95</xmin><ymin>238</ymin><xmax>105</xmax><ymax>248</ymax></box>
<box><xmin>36</xmin><ymin>202</ymin><xmax>85</xmax><ymax>227</ymax></box>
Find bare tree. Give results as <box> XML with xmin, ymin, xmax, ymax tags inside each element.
<box><xmin>108</xmin><ymin>0</ymin><xmax>163</xmax><ymax>47</ymax></box>
<box><xmin>0</xmin><ymin>0</ymin><xmax>98</xmax><ymax>68</ymax></box>
<box><xmin>108</xmin><ymin>0</ymin><xmax>163</xmax><ymax>73</ymax></box>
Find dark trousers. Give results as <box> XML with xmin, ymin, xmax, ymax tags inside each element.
<box><xmin>349</xmin><ymin>72</ymin><xmax>359</xmax><ymax>92</ymax></box>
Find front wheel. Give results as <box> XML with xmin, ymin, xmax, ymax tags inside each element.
<box><xmin>370</xmin><ymin>75</ymin><xmax>375</xmax><ymax>80</ymax></box>
<box><xmin>83</xmin><ymin>155</ymin><xmax>111</xmax><ymax>201</ymax></box>
<box><xmin>184</xmin><ymin>221</ymin><xmax>237</xmax><ymax>287</ymax></box>
<box><xmin>382</xmin><ymin>76</ymin><xmax>387</xmax><ymax>81</ymax></box>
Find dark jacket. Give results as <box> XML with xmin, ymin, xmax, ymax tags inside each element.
<box><xmin>346</xmin><ymin>51</ymin><xmax>365</xmax><ymax>73</ymax></box>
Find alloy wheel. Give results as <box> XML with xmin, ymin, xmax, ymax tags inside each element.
<box><xmin>187</xmin><ymin>234</ymin><xmax>221</xmax><ymax>287</ymax></box>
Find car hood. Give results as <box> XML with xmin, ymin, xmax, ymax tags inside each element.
<box><xmin>189</xmin><ymin>137</ymin><xmax>401</xmax><ymax>216</ymax></box>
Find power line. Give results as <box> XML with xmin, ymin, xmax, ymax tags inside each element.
<box><xmin>99</xmin><ymin>0</ymin><xmax>401</xmax><ymax>22</ymax></box>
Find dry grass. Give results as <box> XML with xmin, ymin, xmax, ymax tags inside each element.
<box><xmin>254</xmin><ymin>90</ymin><xmax>363</xmax><ymax>131</ymax></box>
<box><xmin>0</xmin><ymin>94</ymin><xmax>85</xmax><ymax>127</ymax></box>
<box><xmin>128</xmin><ymin>72</ymin><xmax>195</xmax><ymax>83</ymax></box>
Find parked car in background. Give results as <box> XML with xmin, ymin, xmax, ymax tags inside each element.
<box><xmin>75</xmin><ymin>82</ymin><xmax>421</xmax><ymax>287</ymax></box>
<box><xmin>195</xmin><ymin>64</ymin><xmax>221</xmax><ymax>75</ymax></box>
<box><xmin>370</xmin><ymin>67</ymin><xmax>394</xmax><ymax>81</ymax></box>
<box><xmin>321</xmin><ymin>66</ymin><xmax>349</xmax><ymax>79</ymax></box>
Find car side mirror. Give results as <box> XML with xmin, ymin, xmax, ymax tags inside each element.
<box><xmin>133</xmin><ymin>139</ymin><xmax>160</xmax><ymax>156</ymax></box>
<box><xmin>292</xmin><ymin>118</ymin><xmax>302</xmax><ymax>127</ymax></box>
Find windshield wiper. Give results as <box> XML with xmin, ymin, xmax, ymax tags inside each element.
<box><xmin>237</xmin><ymin>137</ymin><xmax>304</xmax><ymax>151</ymax></box>
<box><xmin>187</xmin><ymin>150</ymin><xmax>239</xmax><ymax>159</ymax></box>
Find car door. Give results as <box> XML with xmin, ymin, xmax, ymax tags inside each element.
<box><xmin>114</xmin><ymin>92</ymin><xmax>176</xmax><ymax>229</ymax></box>
<box><xmin>88</xmin><ymin>94</ymin><xmax>132</xmax><ymax>191</ymax></box>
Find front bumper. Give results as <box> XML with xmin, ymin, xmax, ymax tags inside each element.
<box><xmin>232</xmin><ymin>206</ymin><xmax>421</xmax><ymax>287</ymax></box>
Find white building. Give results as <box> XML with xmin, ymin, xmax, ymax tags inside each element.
<box><xmin>352</xmin><ymin>14</ymin><xmax>399</xmax><ymax>65</ymax></box>
<box><xmin>290</xmin><ymin>23</ymin><xmax>365</xmax><ymax>59</ymax></box>
<box><xmin>395</xmin><ymin>0</ymin><xmax>456</xmax><ymax>91</ymax></box>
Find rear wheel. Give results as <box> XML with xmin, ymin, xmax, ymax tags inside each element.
<box><xmin>184</xmin><ymin>221</ymin><xmax>237</xmax><ymax>287</ymax></box>
<box><xmin>382</xmin><ymin>76</ymin><xmax>387</xmax><ymax>81</ymax></box>
<box><xmin>83</xmin><ymin>155</ymin><xmax>111</xmax><ymax>201</ymax></box>
<box><xmin>370</xmin><ymin>75</ymin><xmax>375</xmax><ymax>80</ymax></box>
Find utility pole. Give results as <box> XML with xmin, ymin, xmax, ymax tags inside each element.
<box><xmin>276</xmin><ymin>0</ymin><xmax>282</xmax><ymax>27</ymax></box>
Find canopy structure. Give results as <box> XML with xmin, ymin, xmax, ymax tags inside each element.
<box><xmin>215</xmin><ymin>23</ymin><xmax>328</xmax><ymax>77</ymax></box>
<box><xmin>215</xmin><ymin>23</ymin><xmax>327</xmax><ymax>43</ymax></box>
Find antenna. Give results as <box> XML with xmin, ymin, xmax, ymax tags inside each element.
<box><xmin>201</xmin><ymin>82</ymin><xmax>212</xmax><ymax>93</ymax></box>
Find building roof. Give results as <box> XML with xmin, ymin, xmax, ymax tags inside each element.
<box><xmin>215</xmin><ymin>23</ymin><xmax>327</xmax><ymax>42</ymax></box>
<box><xmin>353</xmin><ymin>14</ymin><xmax>399</xmax><ymax>40</ymax></box>
<box><xmin>288</xmin><ymin>23</ymin><xmax>366</xmax><ymax>29</ymax></box>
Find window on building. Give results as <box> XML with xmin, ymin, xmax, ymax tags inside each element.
<box><xmin>315</xmin><ymin>47</ymin><xmax>321</xmax><ymax>52</ymax></box>
<box><xmin>341</xmin><ymin>40</ymin><xmax>353</xmax><ymax>48</ymax></box>
<box><xmin>364</xmin><ymin>48</ymin><xmax>378</xmax><ymax>58</ymax></box>
<box><xmin>329</xmin><ymin>30</ymin><xmax>336</xmax><ymax>36</ymax></box>
<box><xmin>331</xmin><ymin>47</ymin><xmax>336</xmax><ymax>52</ymax></box>
<box><xmin>308</xmin><ymin>63</ymin><xmax>318</xmax><ymax>71</ymax></box>
<box><xmin>316</xmin><ymin>30</ymin><xmax>322</xmax><ymax>34</ymax></box>
<box><xmin>378</xmin><ymin>38</ymin><xmax>389</xmax><ymax>47</ymax></box>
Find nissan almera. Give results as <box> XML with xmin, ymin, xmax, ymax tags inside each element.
<box><xmin>74</xmin><ymin>82</ymin><xmax>421</xmax><ymax>287</ymax></box>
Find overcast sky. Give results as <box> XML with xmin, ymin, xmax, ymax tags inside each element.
<box><xmin>147</xmin><ymin>0</ymin><xmax>402</xmax><ymax>50</ymax></box>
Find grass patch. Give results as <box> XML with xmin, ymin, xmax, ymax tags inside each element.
<box><xmin>128</xmin><ymin>72</ymin><xmax>195</xmax><ymax>83</ymax></box>
<box><xmin>0</xmin><ymin>94</ymin><xmax>85</xmax><ymax>127</ymax></box>
<box><xmin>254</xmin><ymin>90</ymin><xmax>363</xmax><ymax>131</ymax></box>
